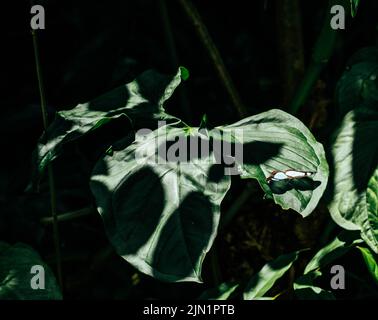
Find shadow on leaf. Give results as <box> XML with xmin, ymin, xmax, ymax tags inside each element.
<box><xmin>151</xmin><ymin>191</ymin><xmax>214</xmax><ymax>281</ymax></box>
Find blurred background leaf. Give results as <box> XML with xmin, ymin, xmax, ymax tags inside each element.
<box><xmin>0</xmin><ymin>242</ymin><xmax>62</xmax><ymax>299</ymax></box>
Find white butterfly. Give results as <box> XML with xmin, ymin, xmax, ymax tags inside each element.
<box><xmin>266</xmin><ymin>170</ymin><xmax>314</xmax><ymax>183</ymax></box>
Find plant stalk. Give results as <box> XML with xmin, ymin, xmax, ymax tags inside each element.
<box><xmin>41</xmin><ymin>206</ymin><xmax>95</xmax><ymax>224</ymax></box>
<box><xmin>32</xmin><ymin>29</ymin><xmax>63</xmax><ymax>291</ymax></box>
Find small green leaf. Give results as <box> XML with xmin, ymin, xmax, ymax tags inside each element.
<box><xmin>304</xmin><ymin>231</ymin><xmax>362</xmax><ymax>274</ymax></box>
<box><xmin>179</xmin><ymin>66</ymin><xmax>190</xmax><ymax>81</ymax></box>
<box><xmin>243</xmin><ymin>251</ymin><xmax>301</xmax><ymax>300</ymax></box>
<box><xmin>0</xmin><ymin>242</ymin><xmax>62</xmax><ymax>300</ymax></box>
<box><xmin>198</xmin><ymin>282</ymin><xmax>239</xmax><ymax>300</ymax></box>
<box><xmin>357</xmin><ymin>246</ymin><xmax>378</xmax><ymax>285</ymax></box>
<box><xmin>199</xmin><ymin>114</ymin><xmax>208</xmax><ymax>129</ymax></box>
<box><xmin>294</xmin><ymin>271</ymin><xmax>335</xmax><ymax>300</ymax></box>
<box><xmin>105</xmin><ymin>146</ymin><xmax>113</xmax><ymax>156</ymax></box>
<box><xmin>350</xmin><ymin>0</ymin><xmax>360</xmax><ymax>18</ymax></box>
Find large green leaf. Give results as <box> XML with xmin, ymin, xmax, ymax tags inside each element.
<box><xmin>31</xmin><ymin>67</ymin><xmax>186</xmax><ymax>187</ymax></box>
<box><xmin>0</xmin><ymin>242</ymin><xmax>62</xmax><ymax>300</ymax></box>
<box><xmin>90</xmin><ymin>108</ymin><xmax>328</xmax><ymax>282</ymax></box>
<box><xmin>329</xmin><ymin>108</ymin><xmax>378</xmax><ymax>253</ymax></box>
<box><xmin>243</xmin><ymin>251</ymin><xmax>300</xmax><ymax>300</ymax></box>
<box><xmin>304</xmin><ymin>231</ymin><xmax>363</xmax><ymax>274</ymax></box>
<box><xmin>213</xmin><ymin>109</ymin><xmax>329</xmax><ymax>217</ymax></box>
<box><xmin>90</xmin><ymin>124</ymin><xmax>231</xmax><ymax>282</ymax></box>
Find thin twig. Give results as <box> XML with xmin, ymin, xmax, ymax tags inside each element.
<box><xmin>41</xmin><ymin>207</ymin><xmax>95</xmax><ymax>224</ymax></box>
<box><xmin>32</xmin><ymin>29</ymin><xmax>63</xmax><ymax>290</ymax></box>
<box><xmin>178</xmin><ymin>0</ymin><xmax>248</xmax><ymax>118</ymax></box>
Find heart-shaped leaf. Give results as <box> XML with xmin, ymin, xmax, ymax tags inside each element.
<box><xmin>90</xmin><ymin>109</ymin><xmax>328</xmax><ymax>282</ymax></box>
<box><xmin>90</xmin><ymin>124</ymin><xmax>231</xmax><ymax>282</ymax></box>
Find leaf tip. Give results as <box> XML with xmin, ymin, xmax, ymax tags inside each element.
<box><xmin>179</xmin><ymin>66</ymin><xmax>190</xmax><ymax>81</ymax></box>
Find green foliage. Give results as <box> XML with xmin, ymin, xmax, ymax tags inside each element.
<box><xmin>350</xmin><ymin>0</ymin><xmax>361</xmax><ymax>17</ymax></box>
<box><xmin>243</xmin><ymin>251</ymin><xmax>300</xmax><ymax>300</ymax></box>
<box><xmin>30</xmin><ymin>68</ymin><xmax>186</xmax><ymax>188</ymax></box>
<box><xmin>31</xmin><ymin>67</ymin><xmax>329</xmax><ymax>282</ymax></box>
<box><xmin>292</xmin><ymin>232</ymin><xmax>373</xmax><ymax>299</ymax></box>
<box><xmin>0</xmin><ymin>242</ymin><xmax>62</xmax><ymax>300</ymax></box>
<box><xmin>329</xmin><ymin>108</ymin><xmax>378</xmax><ymax>253</ymax></box>
<box><xmin>198</xmin><ymin>282</ymin><xmax>239</xmax><ymax>300</ymax></box>
<box><xmin>3</xmin><ymin>0</ymin><xmax>377</xmax><ymax>301</ymax></box>
<box><xmin>336</xmin><ymin>47</ymin><xmax>378</xmax><ymax>115</ymax></box>
<box><xmin>215</xmin><ymin>109</ymin><xmax>329</xmax><ymax>217</ymax></box>
<box><xmin>357</xmin><ymin>246</ymin><xmax>378</xmax><ymax>285</ymax></box>
<box><xmin>329</xmin><ymin>47</ymin><xmax>378</xmax><ymax>254</ymax></box>
<box><xmin>90</xmin><ymin>124</ymin><xmax>231</xmax><ymax>282</ymax></box>
<box><xmin>294</xmin><ymin>271</ymin><xmax>335</xmax><ymax>300</ymax></box>
<box><xmin>304</xmin><ymin>231</ymin><xmax>363</xmax><ymax>274</ymax></box>
<box><xmin>179</xmin><ymin>66</ymin><xmax>190</xmax><ymax>81</ymax></box>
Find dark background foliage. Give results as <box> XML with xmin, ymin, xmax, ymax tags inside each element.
<box><xmin>1</xmin><ymin>0</ymin><xmax>377</xmax><ymax>299</ymax></box>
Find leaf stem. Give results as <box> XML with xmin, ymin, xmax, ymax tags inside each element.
<box><xmin>31</xmin><ymin>29</ymin><xmax>64</xmax><ymax>291</ymax></box>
